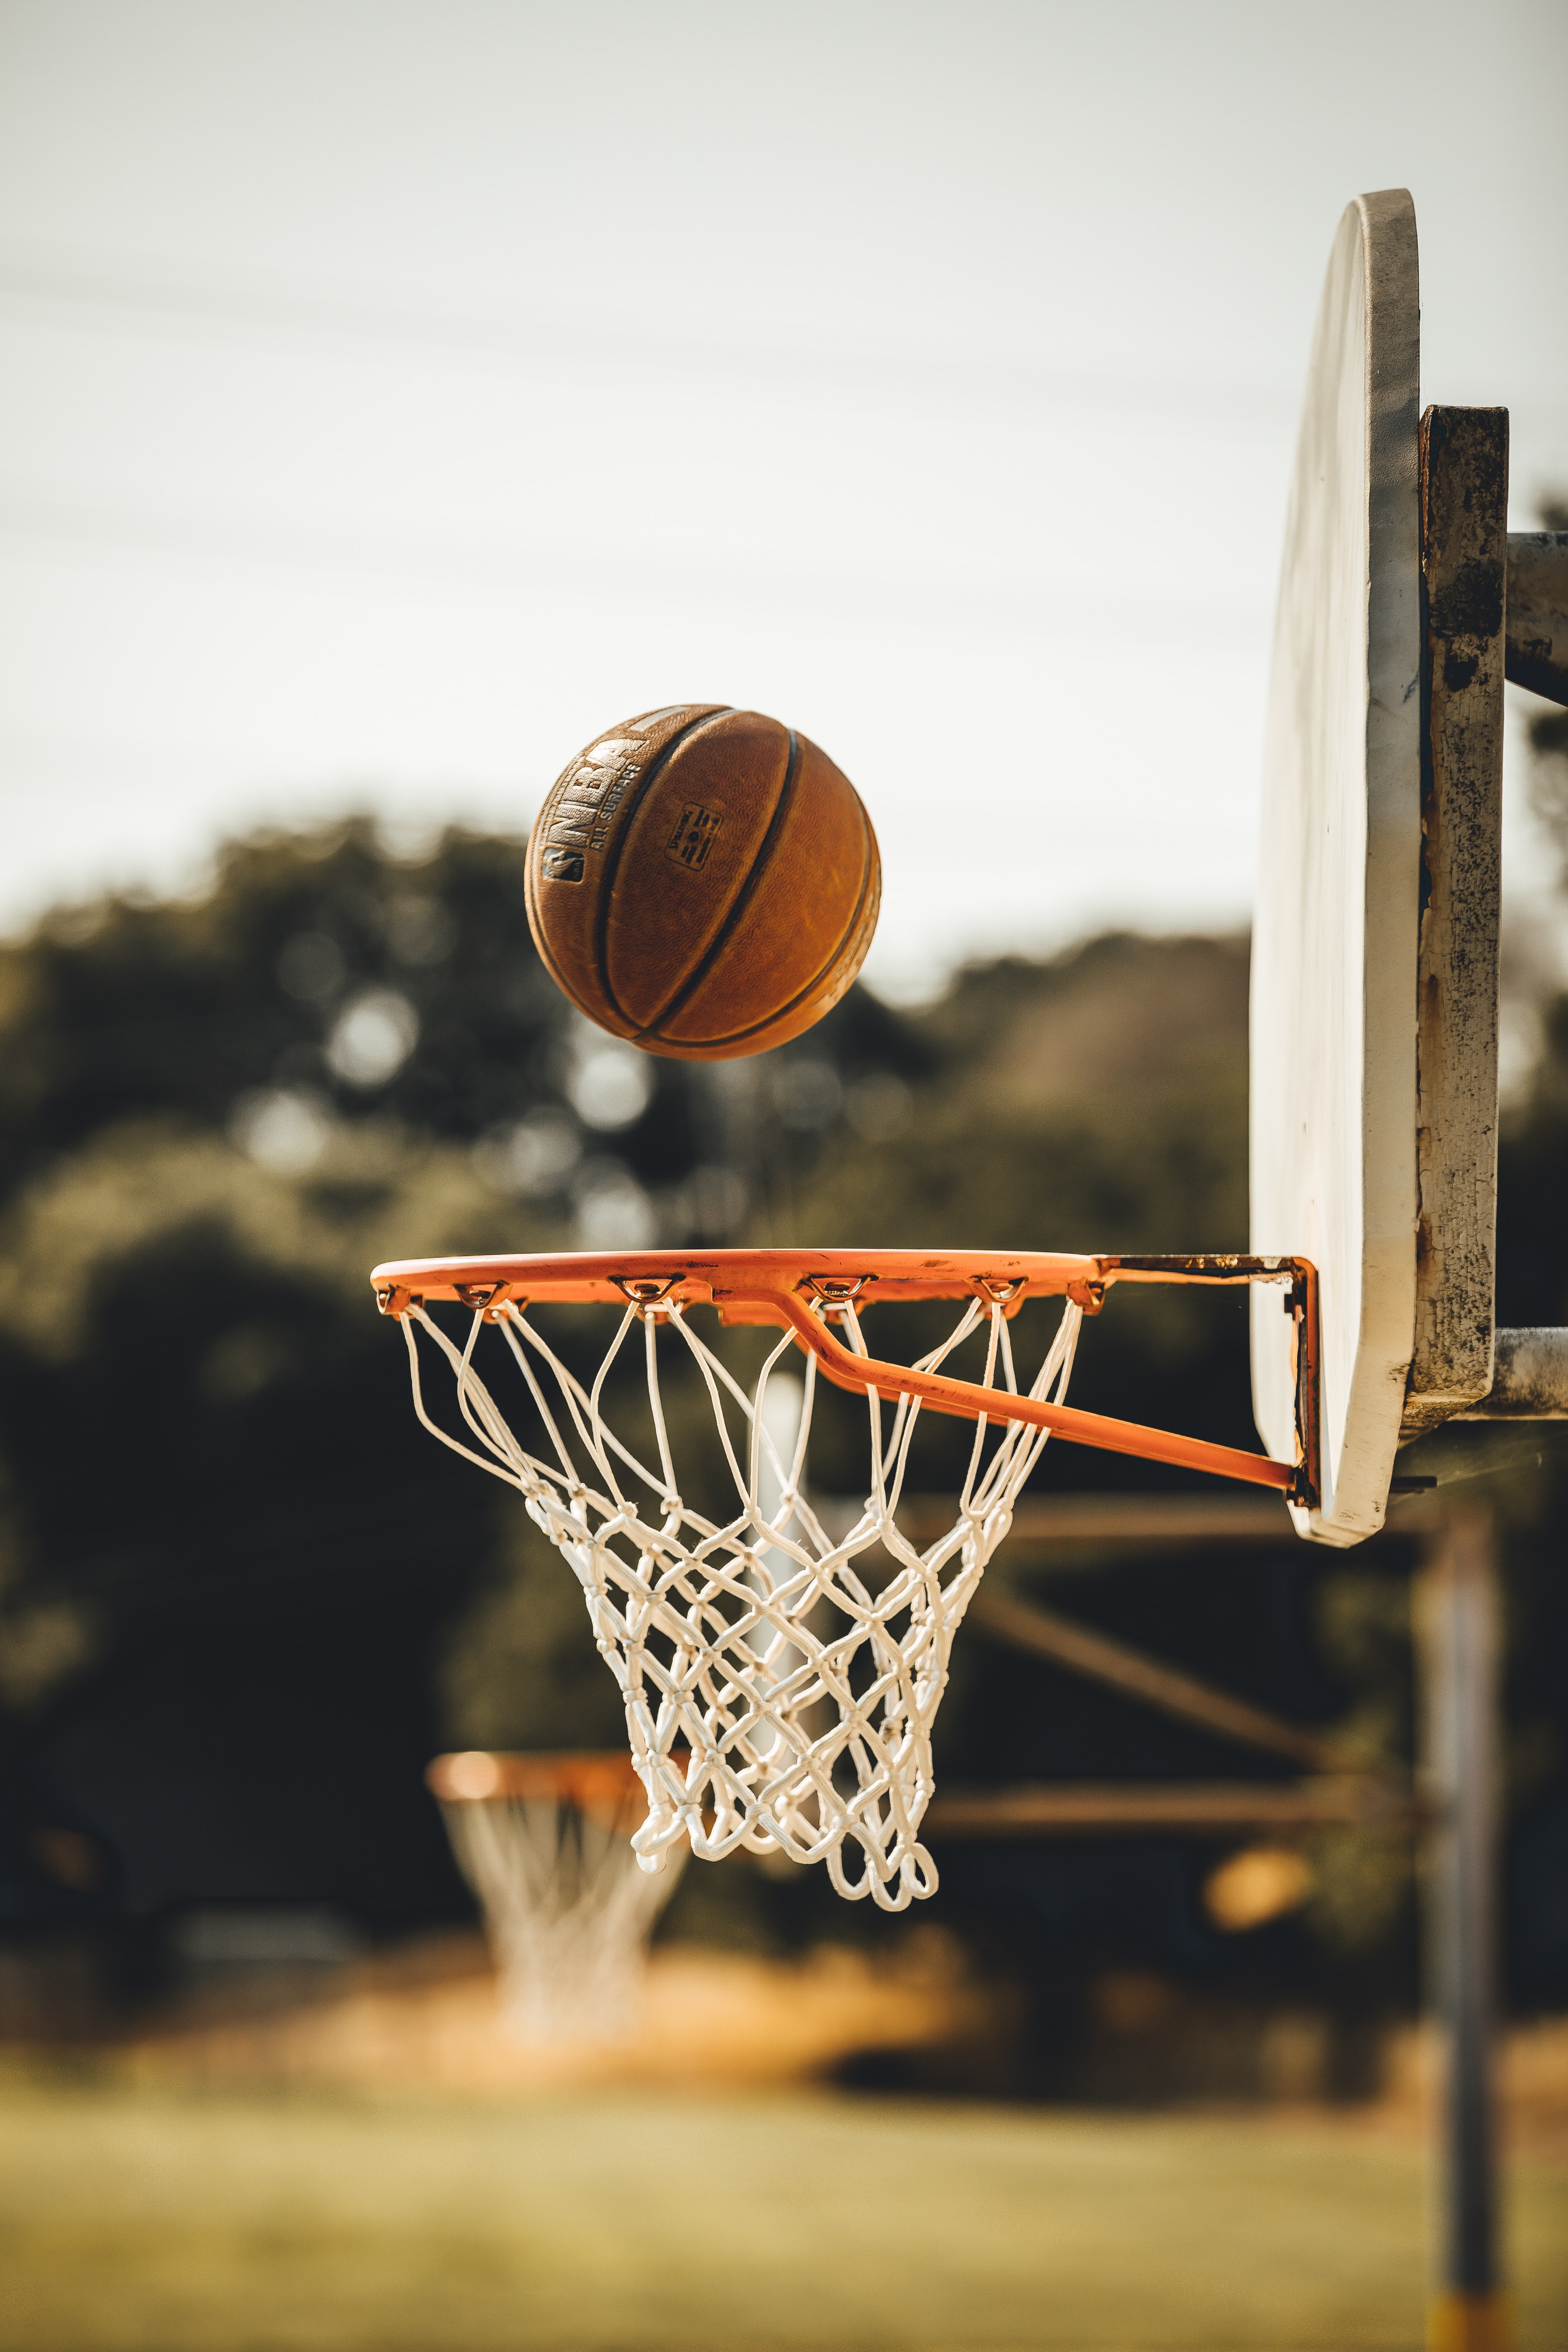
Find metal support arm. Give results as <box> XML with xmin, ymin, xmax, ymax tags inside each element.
<box><xmin>1506</xmin><ymin>530</ymin><xmax>1568</xmax><ymax>706</ymax></box>
<box><xmin>1457</xmin><ymin>1327</ymin><xmax>1568</xmax><ymax>1418</ymax></box>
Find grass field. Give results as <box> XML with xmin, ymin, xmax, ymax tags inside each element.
<box><xmin>0</xmin><ymin>2079</ymin><xmax>1563</xmax><ymax>2351</ymax></box>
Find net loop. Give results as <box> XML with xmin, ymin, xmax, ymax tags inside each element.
<box><xmin>397</xmin><ymin>1282</ymin><xmax>1083</xmax><ymax>1910</ymax></box>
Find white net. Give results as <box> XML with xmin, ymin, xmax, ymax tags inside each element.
<box><xmin>438</xmin><ymin>1780</ymin><xmax>683</xmax><ymax>2041</ymax></box>
<box><xmin>402</xmin><ymin>1287</ymin><xmax>1082</xmax><ymax>1911</ymax></box>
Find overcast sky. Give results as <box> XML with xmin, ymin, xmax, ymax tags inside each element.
<box><xmin>2</xmin><ymin>0</ymin><xmax>1565</xmax><ymax>994</ymax></box>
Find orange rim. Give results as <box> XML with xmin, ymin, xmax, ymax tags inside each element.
<box><xmin>427</xmin><ymin>1750</ymin><xmax>648</xmax><ymax>1812</ymax></box>
<box><xmin>374</xmin><ymin>1248</ymin><xmax>1319</xmax><ymax>1507</ymax></box>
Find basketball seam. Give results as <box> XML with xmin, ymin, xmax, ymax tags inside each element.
<box><xmin>586</xmin><ymin>706</ymin><xmax>735</xmax><ymax>1029</ymax></box>
<box><xmin>650</xmin><ymin>786</ymin><xmax>876</xmax><ymax>1049</ymax></box>
<box><xmin>632</xmin><ymin>725</ymin><xmax>802</xmax><ymax>1042</ymax></box>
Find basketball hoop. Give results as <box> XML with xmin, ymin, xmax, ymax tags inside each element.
<box><xmin>428</xmin><ymin>1749</ymin><xmax>684</xmax><ymax>2040</ymax></box>
<box><xmin>380</xmin><ymin>1250</ymin><xmax>1317</xmax><ymax>1910</ymax></box>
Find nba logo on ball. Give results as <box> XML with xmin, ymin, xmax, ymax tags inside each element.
<box><xmin>525</xmin><ymin>704</ymin><xmax>880</xmax><ymax>1060</ymax></box>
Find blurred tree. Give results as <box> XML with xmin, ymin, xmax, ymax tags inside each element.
<box><xmin>0</xmin><ymin>1114</ymin><xmax>533</xmax><ymax>1939</ymax></box>
<box><xmin>0</xmin><ymin>822</ymin><xmax>676</xmax><ymax>1221</ymax></box>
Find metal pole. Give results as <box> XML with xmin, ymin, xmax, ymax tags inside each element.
<box><xmin>1421</xmin><ymin>1509</ymin><xmax>1508</xmax><ymax>2352</ymax></box>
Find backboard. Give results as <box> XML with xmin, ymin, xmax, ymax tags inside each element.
<box><xmin>1250</xmin><ymin>189</ymin><xmax>1505</xmax><ymax>1546</ymax></box>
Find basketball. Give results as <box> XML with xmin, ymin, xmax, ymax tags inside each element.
<box><xmin>524</xmin><ymin>705</ymin><xmax>880</xmax><ymax>1060</ymax></box>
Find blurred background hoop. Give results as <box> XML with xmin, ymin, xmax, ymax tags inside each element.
<box><xmin>427</xmin><ymin>1749</ymin><xmax>684</xmax><ymax>2042</ymax></box>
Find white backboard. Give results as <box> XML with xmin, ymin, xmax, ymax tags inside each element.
<box><xmin>1249</xmin><ymin>190</ymin><xmax>1422</xmax><ymax>1546</ymax></box>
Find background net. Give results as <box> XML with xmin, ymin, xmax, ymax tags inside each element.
<box><xmin>402</xmin><ymin>1288</ymin><xmax>1083</xmax><ymax>1910</ymax></box>
<box><xmin>437</xmin><ymin>1776</ymin><xmax>684</xmax><ymax>2040</ymax></box>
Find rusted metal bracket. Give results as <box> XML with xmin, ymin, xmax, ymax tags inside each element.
<box><xmin>1400</xmin><ymin>421</ymin><xmax>1568</xmax><ymax>1432</ymax></box>
<box><xmin>1405</xmin><ymin>407</ymin><xmax>1507</xmax><ymax>1440</ymax></box>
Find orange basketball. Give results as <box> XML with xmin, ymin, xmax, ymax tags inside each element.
<box><xmin>524</xmin><ymin>705</ymin><xmax>880</xmax><ymax>1061</ymax></box>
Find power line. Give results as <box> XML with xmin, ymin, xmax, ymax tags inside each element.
<box><xmin>0</xmin><ymin>489</ymin><xmax>1266</xmax><ymax>641</ymax></box>
<box><xmin>0</xmin><ymin>242</ymin><xmax>1294</xmax><ymax>427</ymax></box>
